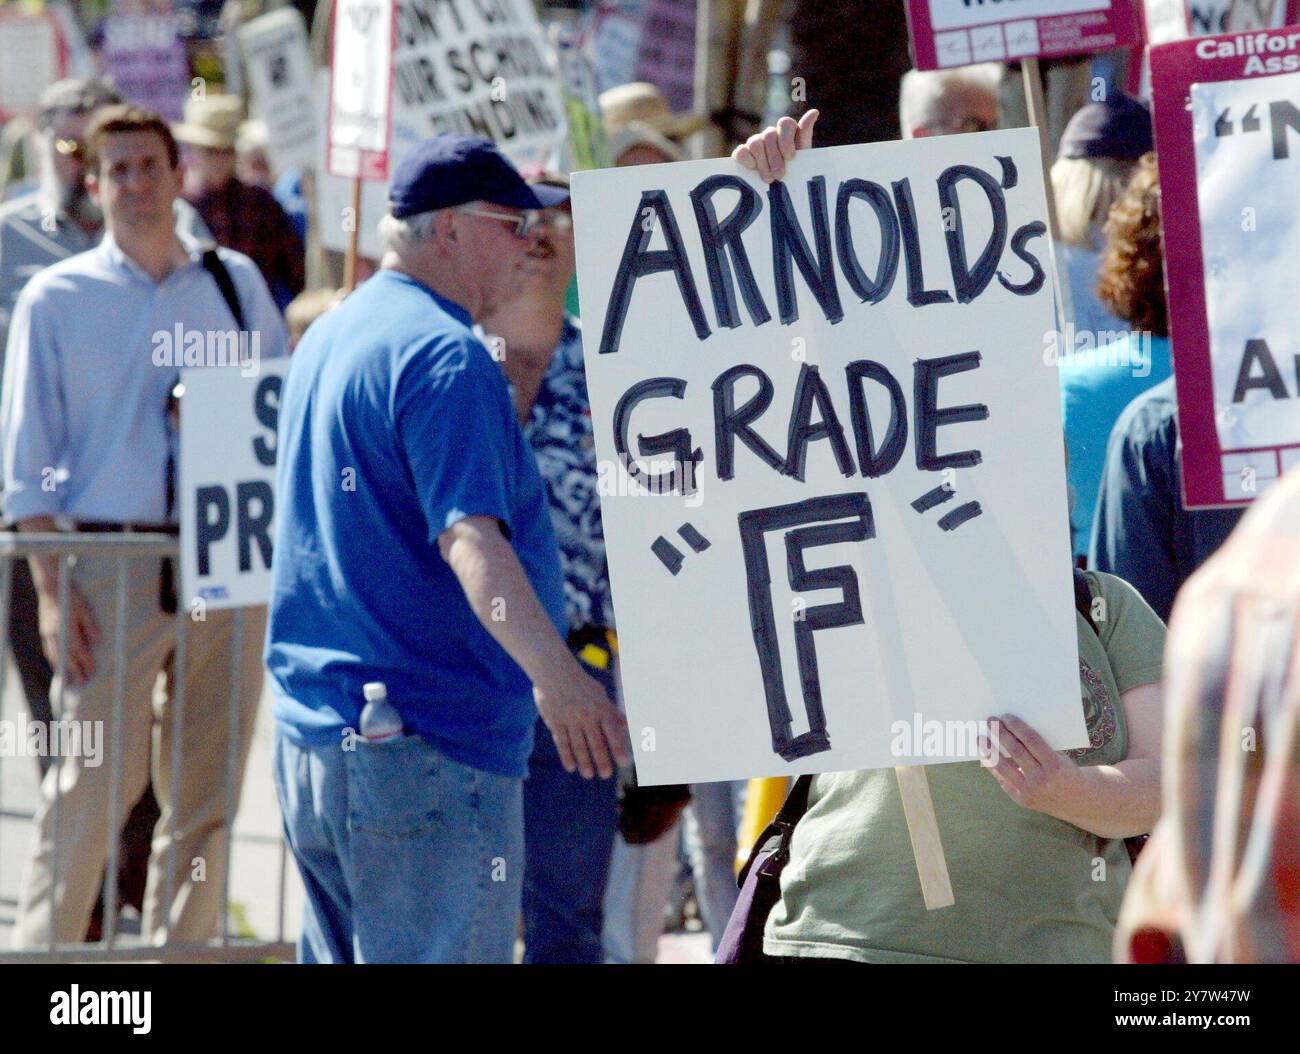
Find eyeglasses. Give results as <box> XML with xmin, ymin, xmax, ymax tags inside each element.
<box><xmin>456</xmin><ymin>206</ymin><xmax>542</xmax><ymax>239</ymax></box>
<box><xmin>539</xmin><ymin>211</ymin><xmax>573</xmax><ymax>234</ymax></box>
<box><xmin>54</xmin><ymin>137</ymin><xmax>86</xmax><ymax>160</ymax></box>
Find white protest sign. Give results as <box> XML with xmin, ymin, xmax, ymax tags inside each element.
<box><xmin>319</xmin><ymin>0</ymin><xmax>564</xmax><ymax>256</ymax></box>
<box><xmin>1139</xmin><ymin>3</ymin><xmax>1293</xmax><ymax>99</ymax></box>
<box><xmin>572</xmin><ymin>130</ymin><xmax>1087</xmax><ymax>786</ymax></box>
<box><xmin>1190</xmin><ymin>70</ymin><xmax>1300</xmax><ymax>497</ymax></box>
<box><xmin>0</xmin><ymin>6</ymin><xmax>63</xmax><ymax>120</ymax></box>
<box><xmin>329</xmin><ymin>0</ymin><xmax>395</xmax><ymax>179</ymax></box>
<box><xmin>240</xmin><ymin>7</ymin><xmax>319</xmax><ymax>175</ymax></box>
<box><xmin>179</xmin><ymin>360</ymin><xmax>288</xmax><ymax>611</ymax></box>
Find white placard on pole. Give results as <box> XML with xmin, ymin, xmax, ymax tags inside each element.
<box><xmin>328</xmin><ymin>0</ymin><xmax>395</xmax><ymax>181</ymax></box>
<box><xmin>179</xmin><ymin>360</ymin><xmax>290</xmax><ymax>611</ymax></box>
<box><xmin>572</xmin><ymin>130</ymin><xmax>1087</xmax><ymax>787</ymax></box>
<box><xmin>317</xmin><ymin>0</ymin><xmax>565</xmax><ymax>258</ymax></box>
<box><xmin>240</xmin><ymin>7</ymin><xmax>320</xmax><ymax>176</ymax></box>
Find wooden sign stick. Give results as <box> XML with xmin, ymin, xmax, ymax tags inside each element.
<box><xmin>894</xmin><ymin>766</ymin><xmax>955</xmax><ymax>909</ymax></box>
<box><xmin>1021</xmin><ymin>55</ymin><xmax>1074</xmax><ymax>331</ymax></box>
<box><xmin>342</xmin><ymin>175</ymin><xmax>362</xmax><ymax>293</ymax></box>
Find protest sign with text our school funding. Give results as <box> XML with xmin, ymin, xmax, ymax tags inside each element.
<box><xmin>573</xmin><ymin>130</ymin><xmax>1087</xmax><ymax>786</ymax></box>
<box><xmin>320</xmin><ymin>0</ymin><xmax>564</xmax><ymax>257</ymax></box>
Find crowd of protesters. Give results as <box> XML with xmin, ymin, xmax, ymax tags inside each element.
<box><xmin>0</xmin><ymin>51</ymin><xmax>1295</xmax><ymax>966</ymax></box>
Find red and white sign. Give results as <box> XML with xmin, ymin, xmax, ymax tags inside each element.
<box><xmin>1151</xmin><ymin>27</ymin><xmax>1300</xmax><ymax>508</ymax></box>
<box><xmin>904</xmin><ymin>0</ymin><xmax>1141</xmax><ymax>70</ymax></box>
<box><xmin>328</xmin><ymin>0</ymin><xmax>395</xmax><ymax>180</ymax></box>
<box><xmin>1136</xmin><ymin>1</ymin><xmax>1299</xmax><ymax>99</ymax></box>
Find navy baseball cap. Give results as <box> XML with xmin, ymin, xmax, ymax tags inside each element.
<box><xmin>388</xmin><ymin>135</ymin><xmax>569</xmax><ymax>218</ymax></box>
<box><xmin>1057</xmin><ymin>92</ymin><xmax>1153</xmax><ymax>162</ymax></box>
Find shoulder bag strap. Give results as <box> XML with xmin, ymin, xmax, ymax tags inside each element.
<box><xmin>201</xmin><ymin>248</ymin><xmax>246</xmax><ymax>331</ymax></box>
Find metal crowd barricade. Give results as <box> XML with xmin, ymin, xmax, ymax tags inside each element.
<box><xmin>0</xmin><ymin>532</ymin><xmax>294</xmax><ymax>962</ymax></box>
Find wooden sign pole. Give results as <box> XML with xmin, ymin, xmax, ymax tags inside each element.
<box><xmin>894</xmin><ymin>766</ymin><xmax>955</xmax><ymax>909</ymax></box>
<box><xmin>342</xmin><ymin>175</ymin><xmax>362</xmax><ymax>293</ymax></box>
<box><xmin>1022</xmin><ymin>56</ymin><xmax>1074</xmax><ymax>331</ymax></box>
<box><xmin>886</xmin><ymin>55</ymin><xmax>1070</xmax><ymax>916</ymax></box>
<box><xmin>302</xmin><ymin>166</ymin><xmax>325</xmax><ymax>292</ymax></box>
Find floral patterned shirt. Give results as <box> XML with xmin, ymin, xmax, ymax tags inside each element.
<box><xmin>522</xmin><ymin>318</ymin><xmax>613</xmax><ymax>632</ymax></box>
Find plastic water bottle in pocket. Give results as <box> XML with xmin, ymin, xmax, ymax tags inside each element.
<box><xmin>360</xmin><ymin>682</ymin><xmax>403</xmax><ymax>741</ymax></box>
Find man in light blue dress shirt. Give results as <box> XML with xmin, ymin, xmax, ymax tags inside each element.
<box><xmin>1</xmin><ymin>104</ymin><xmax>287</xmax><ymax>948</ymax></box>
<box><xmin>1</xmin><ymin>79</ymin><xmax>123</xmax><ymax>774</ymax></box>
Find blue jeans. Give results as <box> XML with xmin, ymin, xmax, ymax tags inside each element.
<box><xmin>685</xmin><ymin>780</ymin><xmax>746</xmax><ymax>951</ymax></box>
<box><xmin>273</xmin><ymin>725</ymin><xmax>524</xmax><ymax>963</ymax></box>
<box><xmin>521</xmin><ymin>650</ymin><xmax>620</xmax><ymax>963</ymax></box>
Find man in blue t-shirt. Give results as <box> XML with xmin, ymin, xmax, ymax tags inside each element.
<box><xmin>265</xmin><ymin>136</ymin><xmax>630</xmax><ymax>964</ymax></box>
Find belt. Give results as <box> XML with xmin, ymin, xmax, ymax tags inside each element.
<box><xmin>72</xmin><ymin>522</ymin><xmax>180</xmax><ymax>614</ymax></box>
<box><xmin>73</xmin><ymin>521</ymin><xmax>179</xmax><ymax>535</ymax></box>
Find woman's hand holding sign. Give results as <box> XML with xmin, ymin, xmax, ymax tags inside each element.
<box><xmin>980</xmin><ymin>701</ymin><xmax>1162</xmax><ymax>840</ymax></box>
<box><xmin>732</xmin><ymin>110</ymin><xmax>819</xmax><ymax>182</ymax></box>
<box><xmin>980</xmin><ymin>714</ymin><xmax>1089</xmax><ymax>819</ymax></box>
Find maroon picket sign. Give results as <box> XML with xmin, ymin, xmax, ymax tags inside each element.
<box><xmin>904</xmin><ymin>0</ymin><xmax>1141</xmax><ymax>70</ymax></box>
<box><xmin>1150</xmin><ymin>27</ymin><xmax>1300</xmax><ymax>509</ymax></box>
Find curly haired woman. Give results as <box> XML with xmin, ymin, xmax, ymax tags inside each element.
<box><xmin>1059</xmin><ymin>152</ymin><xmax>1174</xmax><ymax>557</ymax></box>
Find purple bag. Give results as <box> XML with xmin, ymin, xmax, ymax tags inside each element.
<box><xmin>715</xmin><ymin>776</ymin><xmax>812</xmax><ymax>964</ymax></box>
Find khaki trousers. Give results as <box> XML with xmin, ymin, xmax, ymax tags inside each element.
<box><xmin>12</xmin><ymin>553</ymin><xmax>265</xmax><ymax>948</ymax></box>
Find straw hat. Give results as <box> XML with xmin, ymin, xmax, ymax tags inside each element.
<box><xmin>172</xmin><ymin>94</ymin><xmax>244</xmax><ymax>150</ymax></box>
<box><xmin>599</xmin><ymin>81</ymin><xmax>706</xmax><ymax>141</ymax></box>
<box><xmin>608</xmin><ymin>121</ymin><xmax>685</xmax><ymax>165</ymax></box>
<box><xmin>235</xmin><ymin>118</ymin><xmax>269</xmax><ymax>157</ymax></box>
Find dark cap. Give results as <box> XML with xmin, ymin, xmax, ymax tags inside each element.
<box><xmin>388</xmin><ymin>134</ymin><xmax>569</xmax><ymax>218</ymax></box>
<box><xmin>1057</xmin><ymin>92</ymin><xmax>1153</xmax><ymax>162</ymax></box>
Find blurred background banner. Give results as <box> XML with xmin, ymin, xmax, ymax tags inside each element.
<box><xmin>239</xmin><ymin>6</ymin><xmax>318</xmax><ymax>175</ymax></box>
<box><xmin>100</xmin><ymin>7</ymin><xmax>190</xmax><ymax>121</ymax></box>
<box><xmin>316</xmin><ymin>0</ymin><xmax>564</xmax><ymax>256</ymax></box>
<box><xmin>903</xmin><ymin>0</ymin><xmax>1142</xmax><ymax>72</ymax></box>
<box><xmin>552</xmin><ymin>18</ymin><xmax>610</xmax><ymax>170</ymax></box>
<box><xmin>0</xmin><ymin>2</ymin><xmax>68</xmax><ymax>122</ymax></box>
<box><xmin>1150</xmin><ymin>28</ymin><xmax>1300</xmax><ymax>509</ymax></box>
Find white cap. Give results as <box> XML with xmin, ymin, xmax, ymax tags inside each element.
<box><xmin>362</xmin><ymin>682</ymin><xmax>387</xmax><ymax>702</ymax></box>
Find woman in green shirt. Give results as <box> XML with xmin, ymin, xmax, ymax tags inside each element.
<box><xmin>733</xmin><ymin>112</ymin><xmax>1167</xmax><ymax>965</ymax></box>
<box><xmin>761</xmin><ymin>569</ymin><xmax>1165</xmax><ymax>963</ymax></box>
